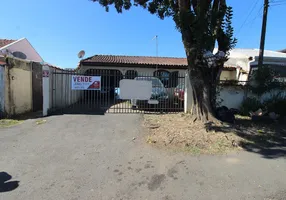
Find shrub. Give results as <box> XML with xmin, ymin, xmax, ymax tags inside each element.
<box><xmin>263</xmin><ymin>95</ymin><xmax>286</xmax><ymax>117</ymax></box>
<box><xmin>240</xmin><ymin>97</ymin><xmax>263</xmax><ymax>116</ymax></box>
<box><xmin>249</xmin><ymin>66</ymin><xmax>281</xmax><ymax>96</ymax></box>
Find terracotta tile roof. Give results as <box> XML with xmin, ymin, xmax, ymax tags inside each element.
<box><xmin>81</xmin><ymin>55</ymin><xmax>188</xmax><ymax>68</ymax></box>
<box><xmin>0</xmin><ymin>39</ymin><xmax>16</xmax><ymax>48</ymax></box>
<box><xmin>44</xmin><ymin>62</ymin><xmax>68</xmax><ymax>71</ymax></box>
<box><xmin>80</xmin><ymin>54</ymin><xmax>237</xmax><ymax>70</ymax></box>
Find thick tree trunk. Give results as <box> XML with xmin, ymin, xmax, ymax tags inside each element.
<box><xmin>176</xmin><ymin>0</ymin><xmax>229</xmax><ymax>123</ymax></box>
<box><xmin>189</xmin><ymin>68</ymin><xmax>217</xmax><ymax>122</ymax></box>
<box><xmin>184</xmin><ymin>48</ymin><xmax>219</xmax><ymax>123</ymax></box>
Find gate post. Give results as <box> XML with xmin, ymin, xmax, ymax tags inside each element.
<box><xmin>184</xmin><ymin>70</ymin><xmax>193</xmax><ymax>113</ymax></box>
<box><xmin>42</xmin><ymin>65</ymin><xmax>50</xmax><ymax>116</ymax></box>
<box><xmin>0</xmin><ymin>66</ymin><xmax>5</xmax><ymax>118</ymax></box>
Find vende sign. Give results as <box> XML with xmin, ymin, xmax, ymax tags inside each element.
<box><xmin>71</xmin><ymin>75</ymin><xmax>101</xmax><ymax>90</ymax></box>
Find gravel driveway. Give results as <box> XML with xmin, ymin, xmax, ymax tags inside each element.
<box><xmin>0</xmin><ymin>114</ymin><xmax>286</xmax><ymax>200</ymax></box>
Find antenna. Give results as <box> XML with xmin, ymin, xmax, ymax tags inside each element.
<box><xmin>78</xmin><ymin>50</ymin><xmax>85</xmax><ymax>59</ymax></box>
<box><xmin>153</xmin><ymin>35</ymin><xmax>158</xmax><ymax>58</ymax></box>
<box><xmin>152</xmin><ymin>35</ymin><xmax>158</xmax><ymax>72</ymax></box>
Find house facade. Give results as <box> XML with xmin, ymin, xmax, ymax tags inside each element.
<box><xmin>221</xmin><ymin>48</ymin><xmax>286</xmax><ymax>82</ymax></box>
<box><xmin>78</xmin><ymin>55</ymin><xmax>237</xmax><ymax>87</ymax></box>
<box><xmin>0</xmin><ymin>38</ymin><xmax>48</xmax><ymax>117</ymax></box>
<box><xmin>0</xmin><ymin>38</ymin><xmax>43</xmax><ymax>62</ymax></box>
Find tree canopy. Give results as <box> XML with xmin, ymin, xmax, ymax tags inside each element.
<box><xmin>91</xmin><ymin>0</ymin><xmax>237</xmax><ymax>121</ymax></box>
<box><xmin>93</xmin><ymin>0</ymin><xmax>236</xmax><ymax>54</ymax></box>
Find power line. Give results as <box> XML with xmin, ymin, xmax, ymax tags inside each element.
<box><xmin>270</xmin><ymin>0</ymin><xmax>286</xmax><ymax>3</ymax></box>
<box><xmin>269</xmin><ymin>0</ymin><xmax>286</xmax><ymax>6</ymax></box>
<box><xmin>245</xmin><ymin>3</ymin><xmax>264</xmax><ymax>29</ymax></box>
<box><xmin>236</xmin><ymin>0</ymin><xmax>260</xmax><ymax>36</ymax></box>
<box><xmin>271</xmin><ymin>2</ymin><xmax>286</xmax><ymax>6</ymax></box>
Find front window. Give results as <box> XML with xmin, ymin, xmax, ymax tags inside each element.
<box><xmin>154</xmin><ymin>70</ymin><xmax>170</xmax><ymax>87</ymax></box>
<box><xmin>125</xmin><ymin>70</ymin><xmax>138</xmax><ymax>79</ymax></box>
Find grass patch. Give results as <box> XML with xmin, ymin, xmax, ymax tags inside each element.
<box><xmin>144</xmin><ymin>113</ymin><xmax>286</xmax><ymax>156</ymax></box>
<box><xmin>36</xmin><ymin>119</ymin><xmax>47</xmax><ymax>125</ymax></box>
<box><xmin>183</xmin><ymin>146</ymin><xmax>202</xmax><ymax>155</ymax></box>
<box><xmin>143</xmin><ymin>114</ymin><xmax>243</xmax><ymax>155</ymax></box>
<box><xmin>0</xmin><ymin>119</ymin><xmax>23</xmax><ymax>128</ymax></box>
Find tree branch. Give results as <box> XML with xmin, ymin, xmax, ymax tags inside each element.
<box><xmin>178</xmin><ymin>0</ymin><xmax>190</xmax><ymax>12</ymax></box>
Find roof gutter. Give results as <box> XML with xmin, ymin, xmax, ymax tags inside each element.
<box><xmin>253</xmin><ymin>56</ymin><xmax>286</xmax><ymax>63</ymax></box>
<box><xmin>80</xmin><ymin>62</ymin><xmax>188</xmax><ymax>69</ymax></box>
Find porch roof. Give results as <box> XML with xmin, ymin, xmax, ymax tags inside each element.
<box><xmin>80</xmin><ymin>54</ymin><xmax>238</xmax><ymax>70</ymax></box>
<box><xmin>80</xmin><ymin>55</ymin><xmax>188</xmax><ymax>69</ymax></box>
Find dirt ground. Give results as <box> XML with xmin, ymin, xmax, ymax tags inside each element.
<box><xmin>143</xmin><ymin>114</ymin><xmax>286</xmax><ymax>156</ymax></box>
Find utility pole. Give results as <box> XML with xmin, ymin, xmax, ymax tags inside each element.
<box><xmin>258</xmin><ymin>0</ymin><xmax>269</xmax><ymax>68</ymax></box>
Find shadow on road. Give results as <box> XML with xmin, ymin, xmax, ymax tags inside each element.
<box><xmin>206</xmin><ymin>119</ymin><xmax>286</xmax><ymax>159</ymax></box>
<box><xmin>0</xmin><ymin>172</ymin><xmax>19</xmax><ymax>193</ymax></box>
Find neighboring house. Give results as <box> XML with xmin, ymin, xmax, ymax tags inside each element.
<box><xmin>223</xmin><ymin>49</ymin><xmax>286</xmax><ymax>82</ymax></box>
<box><xmin>0</xmin><ymin>38</ymin><xmax>43</xmax><ymax>62</ymax></box>
<box><xmin>0</xmin><ymin>56</ymin><xmax>45</xmax><ymax>117</ymax></box>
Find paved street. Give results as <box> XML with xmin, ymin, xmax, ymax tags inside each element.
<box><xmin>0</xmin><ymin>114</ymin><xmax>286</xmax><ymax>200</ymax></box>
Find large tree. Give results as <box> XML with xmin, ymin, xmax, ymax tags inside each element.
<box><xmin>91</xmin><ymin>0</ymin><xmax>236</xmax><ymax>122</ymax></box>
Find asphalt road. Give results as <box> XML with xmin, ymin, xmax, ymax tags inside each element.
<box><xmin>0</xmin><ymin>114</ymin><xmax>286</xmax><ymax>200</ymax></box>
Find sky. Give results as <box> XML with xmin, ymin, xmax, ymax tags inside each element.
<box><xmin>1</xmin><ymin>0</ymin><xmax>286</xmax><ymax>68</ymax></box>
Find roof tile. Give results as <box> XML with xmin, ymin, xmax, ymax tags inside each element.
<box><xmin>81</xmin><ymin>55</ymin><xmax>188</xmax><ymax>67</ymax></box>
<box><xmin>0</xmin><ymin>39</ymin><xmax>16</xmax><ymax>48</ymax></box>
<box><xmin>80</xmin><ymin>54</ymin><xmax>238</xmax><ymax>69</ymax></box>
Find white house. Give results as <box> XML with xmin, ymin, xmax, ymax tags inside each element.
<box><xmin>79</xmin><ymin>49</ymin><xmax>286</xmax><ymax>84</ymax></box>
<box><xmin>0</xmin><ymin>38</ymin><xmax>43</xmax><ymax>62</ymax></box>
<box><xmin>221</xmin><ymin>48</ymin><xmax>286</xmax><ymax>82</ymax></box>
<box><xmin>77</xmin><ymin>54</ymin><xmax>238</xmax><ymax>90</ymax></box>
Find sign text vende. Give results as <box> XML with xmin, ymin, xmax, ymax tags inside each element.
<box><xmin>71</xmin><ymin>75</ymin><xmax>101</xmax><ymax>90</ymax></box>
<box><xmin>73</xmin><ymin>76</ymin><xmax>92</xmax><ymax>83</ymax></box>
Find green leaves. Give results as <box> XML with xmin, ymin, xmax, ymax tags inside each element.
<box><xmin>91</xmin><ymin>0</ymin><xmax>237</xmax><ymax>64</ymax></box>
<box><xmin>223</xmin><ymin>6</ymin><xmax>237</xmax><ymax>50</ymax></box>
<box><xmin>249</xmin><ymin>66</ymin><xmax>281</xmax><ymax>96</ymax></box>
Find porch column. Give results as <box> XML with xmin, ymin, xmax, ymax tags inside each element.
<box><xmin>184</xmin><ymin>70</ymin><xmax>193</xmax><ymax>113</ymax></box>
<box><xmin>42</xmin><ymin>65</ymin><xmax>50</xmax><ymax>116</ymax></box>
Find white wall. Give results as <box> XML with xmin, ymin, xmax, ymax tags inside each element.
<box><xmin>218</xmin><ymin>86</ymin><xmax>286</xmax><ymax>110</ymax></box>
<box><xmin>79</xmin><ymin>66</ymin><xmax>186</xmax><ymax>77</ymax></box>
<box><xmin>1</xmin><ymin>38</ymin><xmax>43</xmax><ymax>62</ymax></box>
<box><xmin>80</xmin><ymin>65</ymin><xmax>241</xmax><ymax>81</ymax></box>
<box><xmin>220</xmin><ymin>70</ymin><xmax>237</xmax><ymax>80</ymax></box>
<box><xmin>218</xmin><ymin>87</ymin><xmax>245</xmax><ymax>109</ymax></box>
<box><xmin>238</xmin><ymin>73</ymin><xmax>248</xmax><ymax>82</ymax></box>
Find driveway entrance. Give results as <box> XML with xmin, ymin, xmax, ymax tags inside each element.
<box><xmin>50</xmin><ymin>69</ymin><xmax>184</xmax><ymax>114</ymax></box>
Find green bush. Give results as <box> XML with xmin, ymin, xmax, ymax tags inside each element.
<box><xmin>263</xmin><ymin>95</ymin><xmax>286</xmax><ymax>117</ymax></box>
<box><xmin>240</xmin><ymin>97</ymin><xmax>263</xmax><ymax>116</ymax></box>
<box><xmin>249</xmin><ymin>66</ymin><xmax>281</xmax><ymax>96</ymax></box>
